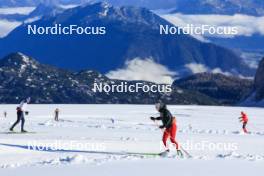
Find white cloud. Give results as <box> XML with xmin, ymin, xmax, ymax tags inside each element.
<box><xmin>211</xmin><ymin>68</ymin><xmax>232</xmax><ymax>76</ymax></box>
<box><xmin>106</xmin><ymin>58</ymin><xmax>177</xmax><ymax>84</ymax></box>
<box><xmin>241</xmin><ymin>52</ymin><xmax>263</xmax><ymax>69</ymax></box>
<box><xmin>0</xmin><ymin>7</ymin><xmax>35</xmax><ymax>15</ymax></box>
<box><xmin>24</xmin><ymin>16</ymin><xmax>41</xmax><ymax>24</ymax></box>
<box><xmin>161</xmin><ymin>13</ymin><xmax>264</xmax><ymax>38</ymax></box>
<box><xmin>185</xmin><ymin>63</ymin><xmax>235</xmax><ymax>77</ymax></box>
<box><xmin>0</xmin><ymin>19</ymin><xmax>21</xmax><ymax>38</ymax></box>
<box><xmin>59</xmin><ymin>4</ymin><xmax>79</xmax><ymax>9</ymax></box>
<box><xmin>185</xmin><ymin>63</ymin><xmax>208</xmax><ymax>74</ymax></box>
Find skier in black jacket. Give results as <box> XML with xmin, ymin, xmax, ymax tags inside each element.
<box><xmin>10</xmin><ymin>97</ymin><xmax>30</xmax><ymax>132</ymax></box>
<box><xmin>150</xmin><ymin>102</ymin><xmax>182</xmax><ymax>156</ymax></box>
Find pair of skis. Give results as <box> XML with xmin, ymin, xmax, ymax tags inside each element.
<box><xmin>180</xmin><ymin>146</ymin><xmax>192</xmax><ymax>158</ymax></box>
<box><xmin>0</xmin><ymin>142</ymin><xmax>192</xmax><ymax>159</ymax></box>
<box><xmin>2</xmin><ymin>131</ymin><xmax>36</xmax><ymax>134</ymax></box>
<box><xmin>158</xmin><ymin>147</ymin><xmax>192</xmax><ymax>158</ymax></box>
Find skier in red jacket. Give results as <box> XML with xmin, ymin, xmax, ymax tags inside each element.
<box><xmin>150</xmin><ymin>102</ymin><xmax>183</xmax><ymax>156</ymax></box>
<box><xmin>239</xmin><ymin>111</ymin><xmax>249</xmax><ymax>133</ymax></box>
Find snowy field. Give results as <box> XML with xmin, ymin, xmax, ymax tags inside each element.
<box><xmin>0</xmin><ymin>105</ymin><xmax>263</xmax><ymax>176</ymax></box>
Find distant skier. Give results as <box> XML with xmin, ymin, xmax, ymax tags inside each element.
<box><xmin>239</xmin><ymin>111</ymin><xmax>249</xmax><ymax>133</ymax></box>
<box><xmin>150</xmin><ymin>102</ymin><xmax>183</xmax><ymax>156</ymax></box>
<box><xmin>110</xmin><ymin>118</ymin><xmax>115</xmax><ymax>124</ymax></box>
<box><xmin>4</xmin><ymin>111</ymin><xmax>7</xmax><ymax>118</ymax></box>
<box><xmin>54</xmin><ymin>108</ymin><xmax>60</xmax><ymax>121</ymax></box>
<box><xmin>9</xmin><ymin>97</ymin><xmax>31</xmax><ymax>133</ymax></box>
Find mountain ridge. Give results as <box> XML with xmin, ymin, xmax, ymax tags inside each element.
<box><xmin>0</xmin><ymin>52</ymin><xmax>220</xmax><ymax>104</ymax></box>
<box><xmin>1</xmin><ymin>0</ymin><xmax>264</xmax><ymax>16</ymax></box>
<box><xmin>0</xmin><ymin>2</ymin><xmax>255</xmax><ymax>79</ymax></box>
<box><xmin>173</xmin><ymin>72</ymin><xmax>253</xmax><ymax>105</ymax></box>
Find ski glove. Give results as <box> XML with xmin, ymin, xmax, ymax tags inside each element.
<box><xmin>159</xmin><ymin>125</ymin><xmax>165</xmax><ymax>129</ymax></box>
<box><xmin>25</xmin><ymin>111</ymin><xmax>29</xmax><ymax>115</ymax></box>
<box><xmin>150</xmin><ymin>117</ymin><xmax>156</xmax><ymax>121</ymax></box>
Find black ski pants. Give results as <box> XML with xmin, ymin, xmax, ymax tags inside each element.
<box><xmin>10</xmin><ymin>111</ymin><xmax>25</xmax><ymax>131</ymax></box>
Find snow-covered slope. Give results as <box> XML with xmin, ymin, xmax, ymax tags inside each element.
<box><xmin>0</xmin><ymin>105</ymin><xmax>263</xmax><ymax>175</ymax></box>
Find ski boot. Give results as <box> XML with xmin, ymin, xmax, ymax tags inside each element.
<box><xmin>177</xmin><ymin>149</ymin><xmax>184</xmax><ymax>158</ymax></box>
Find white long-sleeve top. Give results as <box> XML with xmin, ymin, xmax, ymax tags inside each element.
<box><xmin>18</xmin><ymin>101</ymin><xmax>28</xmax><ymax>112</ymax></box>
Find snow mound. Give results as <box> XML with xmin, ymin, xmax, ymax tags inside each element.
<box><xmin>40</xmin><ymin>154</ymin><xmax>90</xmax><ymax>165</ymax></box>
<box><xmin>0</xmin><ymin>154</ymin><xmax>143</xmax><ymax>169</ymax></box>
<box><xmin>217</xmin><ymin>152</ymin><xmax>264</xmax><ymax>161</ymax></box>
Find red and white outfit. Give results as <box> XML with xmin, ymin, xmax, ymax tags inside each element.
<box><xmin>241</xmin><ymin>112</ymin><xmax>249</xmax><ymax>133</ymax></box>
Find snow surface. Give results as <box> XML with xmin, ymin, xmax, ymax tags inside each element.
<box><xmin>0</xmin><ymin>105</ymin><xmax>263</xmax><ymax>175</ymax></box>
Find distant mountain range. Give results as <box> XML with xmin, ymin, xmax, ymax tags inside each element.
<box><xmin>0</xmin><ymin>52</ymin><xmax>255</xmax><ymax>105</ymax></box>
<box><xmin>0</xmin><ymin>52</ymin><xmax>219</xmax><ymax>104</ymax></box>
<box><xmin>169</xmin><ymin>0</ymin><xmax>264</xmax><ymax>16</ymax></box>
<box><xmin>2</xmin><ymin>0</ymin><xmax>264</xmax><ymax>16</ymax></box>
<box><xmin>108</xmin><ymin>0</ymin><xmax>264</xmax><ymax>16</ymax></box>
<box><xmin>0</xmin><ymin>2</ymin><xmax>255</xmax><ymax>79</ymax></box>
<box><xmin>1</xmin><ymin>1</ymin><xmax>262</xmax><ymax>62</ymax></box>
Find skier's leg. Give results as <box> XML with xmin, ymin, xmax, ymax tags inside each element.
<box><xmin>21</xmin><ymin>113</ymin><xmax>25</xmax><ymax>131</ymax></box>
<box><xmin>10</xmin><ymin>111</ymin><xmax>21</xmax><ymax>130</ymax></box>
<box><xmin>162</xmin><ymin>130</ymin><xmax>170</xmax><ymax>148</ymax></box>
<box><xmin>169</xmin><ymin>123</ymin><xmax>179</xmax><ymax>150</ymax></box>
<box><xmin>243</xmin><ymin>122</ymin><xmax>248</xmax><ymax>133</ymax></box>
<box><xmin>169</xmin><ymin>123</ymin><xmax>183</xmax><ymax>157</ymax></box>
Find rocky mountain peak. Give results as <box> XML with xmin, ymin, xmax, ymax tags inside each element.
<box><xmin>0</xmin><ymin>52</ymin><xmax>38</xmax><ymax>68</ymax></box>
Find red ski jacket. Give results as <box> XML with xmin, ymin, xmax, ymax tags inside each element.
<box><xmin>241</xmin><ymin>113</ymin><xmax>248</xmax><ymax>123</ymax></box>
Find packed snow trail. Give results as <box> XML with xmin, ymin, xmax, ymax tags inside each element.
<box><xmin>0</xmin><ymin>143</ymin><xmax>162</xmax><ymax>157</ymax></box>
<box><xmin>0</xmin><ymin>105</ymin><xmax>263</xmax><ymax>175</ymax></box>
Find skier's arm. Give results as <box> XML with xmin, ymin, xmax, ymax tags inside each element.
<box><xmin>150</xmin><ymin>117</ymin><xmax>162</xmax><ymax>121</ymax></box>
<box><xmin>159</xmin><ymin>124</ymin><xmax>165</xmax><ymax>129</ymax></box>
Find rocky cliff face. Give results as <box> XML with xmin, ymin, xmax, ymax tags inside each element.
<box><xmin>254</xmin><ymin>58</ymin><xmax>264</xmax><ymax>101</ymax></box>
<box><xmin>241</xmin><ymin>57</ymin><xmax>264</xmax><ymax>106</ymax></box>
<box><xmin>173</xmin><ymin>72</ymin><xmax>253</xmax><ymax>105</ymax></box>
